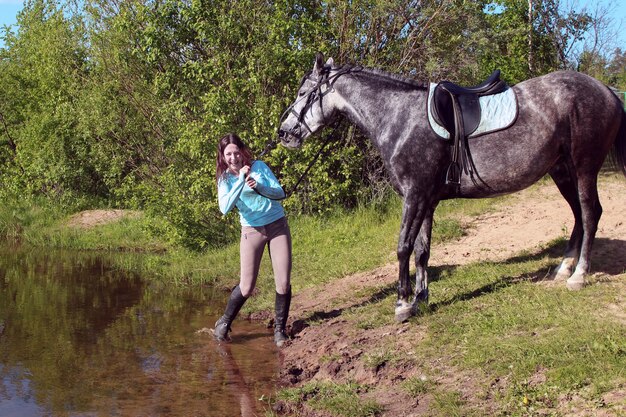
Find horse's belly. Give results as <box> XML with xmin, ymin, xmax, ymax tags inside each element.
<box><xmin>456</xmin><ymin>136</ymin><xmax>560</xmax><ymax>198</ymax></box>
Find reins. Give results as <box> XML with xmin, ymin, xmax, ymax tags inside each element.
<box><xmin>276</xmin><ymin>65</ymin><xmax>355</xmax><ymax>145</ymax></box>
<box><xmin>255</xmin><ymin>121</ymin><xmax>342</xmax><ymax>201</ymax></box>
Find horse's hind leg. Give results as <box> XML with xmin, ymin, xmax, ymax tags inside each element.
<box><xmin>549</xmin><ymin>164</ymin><xmax>583</xmax><ymax>281</ymax></box>
<box><xmin>567</xmin><ymin>175</ymin><xmax>602</xmax><ymax>290</ymax></box>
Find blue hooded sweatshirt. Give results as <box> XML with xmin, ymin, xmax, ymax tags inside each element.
<box><xmin>218</xmin><ymin>160</ymin><xmax>286</xmax><ymax>227</ymax></box>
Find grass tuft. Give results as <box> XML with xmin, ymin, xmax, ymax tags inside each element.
<box><xmin>401</xmin><ymin>375</ymin><xmax>433</xmax><ymax>397</ymax></box>
<box><xmin>278</xmin><ymin>381</ymin><xmax>383</xmax><ymax>417</ymax></box>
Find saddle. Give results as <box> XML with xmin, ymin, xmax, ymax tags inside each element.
<box><xmin>431</xmin><ymin>70</ymin><xmax>508</xmax><ymax>186</ymax></box>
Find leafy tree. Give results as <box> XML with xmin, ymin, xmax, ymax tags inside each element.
<box><xmin>0</xmin><ymin>0</ymin><xmax>93</xmax><ymax>205</ymax></box>
<box><xmin>77</xmin><ymin>0</ymin><xmax>342</xmax><ymax>248</ymax></box>
<box><xmin>579</xmin><ymin>47</ymin><xmax>626</xmax><ymax>92</ymax></box>
<box><xmin>480</xmin><ymin>0</ymin><xmax>592</xmax><ymax>83</ymax></box>
<box><xmin>0</xmin><ymin>0</ymin><xmax>619</xmax><ymax>250</ymax></box>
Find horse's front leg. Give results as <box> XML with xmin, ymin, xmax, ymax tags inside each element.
<box><xmin>395</xmin><ymin>197</ymin><xmax>427</xmax><ymax>322</ymax></box>
<box><xmin>413</xmin><ymin>207</ymin><xmax>435</xmax><ymax>313</ymax></box>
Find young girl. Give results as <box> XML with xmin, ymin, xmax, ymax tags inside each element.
<box><xmin>213</xmin><ymin>133</ymin><xmax>292</xmax><ymax>347</ymax></box>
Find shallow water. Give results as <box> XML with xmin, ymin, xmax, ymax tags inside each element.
<box><xmin>0</xmin><ymin>246</ymin><xmax>279</xmax><ymax>417</ymax></box>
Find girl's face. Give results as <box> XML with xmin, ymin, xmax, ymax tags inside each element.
<box><xmin>223</xmin><ymin>143</ymin><xmax>244</xmax><ymax>174</ymax></box>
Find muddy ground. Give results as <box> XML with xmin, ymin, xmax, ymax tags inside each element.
<box><xmin>269</xmin><ymin>177</ymin><xmax>626</xmax><ymax>416</ymax></box>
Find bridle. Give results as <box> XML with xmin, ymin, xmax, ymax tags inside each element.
<box><xmin>263</xmin><ymin>64</ymin><xmax>355</xmax><ymax>154</ymax></box>
<box><xmin>276</xmin><ymin>69</ymin><xmax>330</xmax><ymax>145</ymax></box>
<box><xmin>254</xmin><ymin>65</ymin><xmax>354</xmax><ymax>200</ymax></box>
<box><xmin>255</xmin><ymin>121</ymin><xmax>342</xmax><ymax>201</ymax></box>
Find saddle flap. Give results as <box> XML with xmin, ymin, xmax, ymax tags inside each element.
<box><xmin>457</xmin><ymin>94</ymin><xmax>481</xmax><ymax>135</ymax></box>
<box><xmin>432</xmin><ymin>86</ymin><xmax>482</xmax><ymax>137</ymax></box>
<box><xmin>427</xmin><ymin>75</ymin><xmax>517</xmax><ymax>141</ymax></box>
<box><xmin>432</xmin><ymin>84</ymin><xmax>454</xmax><ymax>131</ymax></box>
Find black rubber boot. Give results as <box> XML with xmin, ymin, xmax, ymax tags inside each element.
<box><xmin>274</xmin><ymin>286</ymin><xmax>292</xmax><ymax>347</ymax></box>
<box><xmin>213</xmin><ymin>286</ymin><xmax>247</xmax><ymax>341</ymax></box>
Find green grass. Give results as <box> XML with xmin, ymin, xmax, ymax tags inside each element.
<box><xmin>430</xmin><ymin>391</ymin><xmax>476</xmax><ymax>417</ymax></box>
<box><xmin>363</xmin><ymin>349</ymin><xmax>396</xmax><ymax>370</ymax></box>
<box><xmin>280</xmin><ymin>241</ymin><xmax>625</xmax><ymax>415</ymax></box>
<box><xmin>27</xmin><ymin>214</ymin><xmax>169</xmax><ymax>252</ymax></box>
<box><xmin>420</xmin><ymin>256</ymin><xmax>626</xmax><ymax>414</ymax></box>
<box><xmin>0</xmin><ymin>196</ymin><xmax>167</xmax><ymax>252</ymax></box>
<box><xmin>401</xmin><ymin>375</ymin><xmax>433</xmax><ymax>397</ymax></box>
<box><xmin>278</xmin><ymin>381</ymin><xmax>383</xmax><ymax>417</ymax></box>
<box><xmin>0</xmin><ymin>196</ymin><xmax>57</xmax><ymax>242</ymax></box>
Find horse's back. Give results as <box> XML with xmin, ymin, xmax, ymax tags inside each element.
<box><xmin>456</xmin><ymin>71</ymin><xmax>621</xmax><ymax>198</ymax></box>
<box><xmin>516</xmin><ymin>71</ymin><xmax>621</xmax><ymax>116</ymax></box>
<box><xmin>513</xmin><ymin>70</ymin><xmax>622</xmax><ymax>144</ymax></box>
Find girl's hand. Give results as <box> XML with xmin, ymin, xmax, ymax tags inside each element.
<box><xmin>246</xmin><ymin>177</ymin><xmax>257</xmax><ymax>189</ymax></box>
<box><xmin>240</xmin><ymin>165</ymin><xmax>251</xmax><ymax>177</ymax></box>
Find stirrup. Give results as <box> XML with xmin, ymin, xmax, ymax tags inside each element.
<box><xmin>445</xmin><ymin>163</ymin><xmax>461</xmax><ymax>186</ymax></box>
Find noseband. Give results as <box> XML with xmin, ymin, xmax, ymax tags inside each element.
<box><xmin>276</xmin><ymin>65</ymin><xmax>356</xmax><ymax>148</ymax></box>
<box><xmin>277</xmin><ymin>69</ymin><xmax>331</xmax><ymax>145</ymax></box>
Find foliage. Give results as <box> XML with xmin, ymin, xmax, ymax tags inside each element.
<box><xmin>0</xmin><ymin>0</ymin><xmax>92</xmax><ymax>202</ymax></box>
<box><xmin>578</xmin><ymin>47</ymin><xmax>626</xmax><ymax>91</ymax></box>
<box><xmin>1</xmin><ymin>0</ymin><xmax>622</xmax><ymax>249</ymax></box>
<box><xmin>480</xmin><ymin>0</ymin><xmax>593</xmax><ymax>83</ymax></box>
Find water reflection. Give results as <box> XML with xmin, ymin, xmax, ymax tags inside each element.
<box><xmin>0</xmin><ymin>246</ymin><xmax>278</xmax><ymax>416</ymax></box>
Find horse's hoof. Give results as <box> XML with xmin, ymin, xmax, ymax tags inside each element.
<box><xmin>553</xmin><ymin>258</ymin><xmax>576</xmax><ymax>281</ymax></box>
<box><xmin>566</xmin><ymin>275</ymin><xmax>587</xmax><ymax>291</ymax></box>
<box><xmin>551</xmin><ymin>270</ymin><xmax>571</xmax><ymax>281</ymax></box>
<box><xmin>395</xmin><ymin>303</ymin><xmax>413</xmax><ymax>322</ymax></box>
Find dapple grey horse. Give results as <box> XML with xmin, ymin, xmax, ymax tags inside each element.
<box><xmin>279</xmin><ymin>53</ymin><xmax>626</xmax><ymax>322</ymax></box>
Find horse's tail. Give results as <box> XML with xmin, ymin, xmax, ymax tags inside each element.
<box><xmin>611</xmin><ymin>105</ymin><xmax>626</xmax><ymax>178</ymax></box>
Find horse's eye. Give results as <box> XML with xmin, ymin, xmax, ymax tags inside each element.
<box><xmin>298</xmin><ymin>91</ymin><xmax>306</xmax><ymax>97</ymax></box>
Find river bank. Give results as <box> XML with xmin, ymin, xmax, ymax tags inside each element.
<box><xmin>0</xmin><ymin>185</ymin><xmax>494</xmax><ymax>314</ymax></box>
<box><xmin>2</xmin><ymin>174</ymin><xmax>625</xmax><ymax>416</ymax></box>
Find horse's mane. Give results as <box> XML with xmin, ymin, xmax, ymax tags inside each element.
<box><xmin>332</xmin><ymin>64</ymin><xmax>428</xmax><ymax>90</ymax></box>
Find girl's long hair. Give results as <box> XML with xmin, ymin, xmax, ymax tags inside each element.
<box><xmin>216</xmin><ymin>133</ymin><xmax>253</xmax><ymax>183</ymax></box>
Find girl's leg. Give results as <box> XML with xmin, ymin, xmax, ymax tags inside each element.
<box><xmin>267</xmin><ymin>218</ymin><xmax>292</xmax><ymax>346</ymax></box>
<box><xmin>267</xmin><ymin>218</ymin><xmax>292</xmax><ymax>294</ymax></box>
<box><xmin>239</xmin><ymin>226</ymin><xmax>268</xmax><ymax>297</ymax></box>
<box><xmin>214</xmin><ymin>226</ymin><xmax>266</xmax><ymax>341</ymax></box>
<box><xmin>213</xmin><ymin>285</ymin><xmax>247</xmax><ymax>341</ymax></box>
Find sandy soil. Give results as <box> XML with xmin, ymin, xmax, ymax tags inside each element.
<box><xmin>271</xmin><ymin>176</ymin><xmax>626</xmax><ymax>416</ymax></box>
<box><xmin>66</xmin><ymin>209</ymin><xmax>140</xmax><ymax>228</ymax></box>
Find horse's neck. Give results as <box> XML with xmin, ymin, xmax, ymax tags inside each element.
<box><xmin>334</xmin><ymin>72</ymin><xmax>424</xmax><ymax>152</ymax></box>
<box><xmin>334</xmin><ymin>75</ymin><xmax>381</xmax><ymax>141</ymax></box>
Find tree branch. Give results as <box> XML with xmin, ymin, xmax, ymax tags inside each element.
<box><xmin>0</xmin><ymin>111</ymin><xmax>17</xmax><ymax>154</ymax></box>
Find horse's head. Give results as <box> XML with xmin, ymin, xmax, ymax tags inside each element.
<box><xmin>278</xmin><ymin>52</ymin><xmax>338</xmax><ymax>148</ymax></box>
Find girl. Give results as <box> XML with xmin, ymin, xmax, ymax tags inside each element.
<box><xmin>213</xmin><ymin>133</ymin><xmax>292</xmax><ymax>347</ymax></box>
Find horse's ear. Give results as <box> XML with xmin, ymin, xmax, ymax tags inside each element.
<box><xmin>325</xmin><ymin>57</ymin><xmax>334</xmax><ymax>67</ymax></box>
<box><xmin>314</xmin><ymin>52</ymin><xmax>325</xmax><ymax>75</ymax></box>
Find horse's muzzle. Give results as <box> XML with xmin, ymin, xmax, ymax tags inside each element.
<box><xmin>278</xmin><ymin>128</ymin><xmax>303</xmax><ymax>148</ymax></box>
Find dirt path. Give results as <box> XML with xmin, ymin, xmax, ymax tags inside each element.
<box><xmin>275</xmin><ymin>176</ymin><xmax>625</xmax><ymax>416</ymax></box>
<box><xmin>66</xmin><ymin>209</ymin><xmax>140</xmax><ymax>228</ymax></box>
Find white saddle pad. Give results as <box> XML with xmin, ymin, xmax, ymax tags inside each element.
<box><xmin>427</xmin><ymin>83</ymin><xmax>519</xmax><ymax>139</ymax></box>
